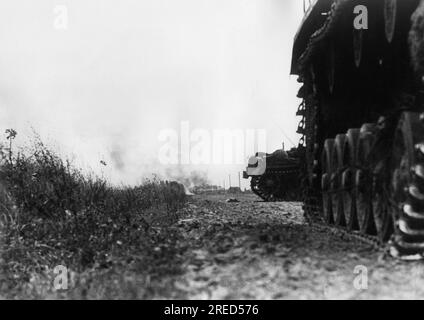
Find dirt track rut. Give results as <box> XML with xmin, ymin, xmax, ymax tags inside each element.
<box><xmin>166</xmin><ymin>193</ymin><xmax>424</xmax><ymax>299</ymax></box>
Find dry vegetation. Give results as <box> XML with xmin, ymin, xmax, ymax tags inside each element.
<box><xmin>0</xmin><ymin>130</ymin><xmax>187</xmax><ymax>299</ymax></box>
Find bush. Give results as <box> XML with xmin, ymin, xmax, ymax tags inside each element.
<box><xmin>0</xmin><ymin>131</ymin><xmax>187</xmax><ymax>298</ymax></box>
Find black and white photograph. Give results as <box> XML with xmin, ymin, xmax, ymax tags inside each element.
<box><xmin>1</xmin><ymin>0</ymin><xmax>424</xmax><ymax>304</ymax></box>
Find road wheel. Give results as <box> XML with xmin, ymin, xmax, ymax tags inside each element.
<box><xmin>372</xmin><ymin>172</ymin><xmax>394</xmax><ymax>243</ymax></box>
<box><xmin>331</xmin><ymin>134</ymin><xmax>346</xmax><ymax>226</ymax></box>
<box><xmin>321</xmin><ymin>139</ymin><xmax>335</xmax><ymax>224</ymax></box>
<box><xmin>342</xmin><ymin>129</ymin><xmax>360</xmax><ymax>231</ymax></box>
<box><xmin>355</xmin><ymin>124</ymin><xmax>377</xmax><ymax>235</ymax></box>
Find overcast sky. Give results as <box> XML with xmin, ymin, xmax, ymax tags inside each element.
<box><xmin>0</xmin><ymin>0</ymin><xmax>304</xmax><ymax>187</ymax></box>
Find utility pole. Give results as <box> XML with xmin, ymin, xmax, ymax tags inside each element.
<box><xmin>238</xmin><ymin>172</ymin><xmax>241</xmax><ymax>189</ymax></box>
<box><xmin>223</xmin><ymin>180</ymin><xmax>226</xmax><ymax>190</ymax></box>
<box><xmin>228</xmin><ymin>174</ymin><xmax>231</xmax><ymax>188</ymax></box>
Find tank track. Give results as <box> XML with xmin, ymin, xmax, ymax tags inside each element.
<box><xmin>298</xmin><ymin>0</ymin><xmax>351</xmax><ymax>73</ymax></box>
<box><xmin>250</xmin><ymin>167</ymin><xmax>302</xmax><ymax>202</ymax></box>
<box><xmin>303</xmin><ymin>200</ymin><xmax>383</xmax><ymax>250</ymax></box>
<box><xmin>299</xmin><ymin>101</ymin><xmax>384</xmax><ymax>250</ymax></box>
<box><xmin>301</xmin><ymin>110</ymin><xmax>424</xmax><ymax>259</ymax></box>
<box><xmin>294</xmin><ymin>1</ymin><xmax>424</xmax><ymax>259</ymax></box>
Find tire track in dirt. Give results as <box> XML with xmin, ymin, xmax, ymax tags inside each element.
<box><xmin>167</xmin><ymin>193</ymin><xmax>424</xmax><ymax>299</ymax></box>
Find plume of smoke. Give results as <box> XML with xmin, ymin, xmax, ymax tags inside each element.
<box><xmin>164</xmin><ymin>166</ymin><xmax>210</xmax><ymax>191</ymax></box>
<box><xmin>109</xmin><ymin>144</ymin><xmax>126</xmax><ymax>171</ymax></box>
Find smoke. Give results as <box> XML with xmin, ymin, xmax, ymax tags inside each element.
<box><xmin>109</xmin><ymin>144</ymin><xmax>126</xmax><ymax>171</ymax></box>
<box><xmin>164</xmin><ymin>166</ymin><xmax>210</xmax><ymax>190</ymax></box>
<box><xmin>0</xmin><ymin>0</ymin><xmax>304</xmax><ymax>188</ymax></box>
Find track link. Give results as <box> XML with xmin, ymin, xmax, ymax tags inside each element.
<box><xmin>303</xmin><ymin>199</ymin><xmax>383</xmax><ymax>250</ymax></box>
<box><xmin>250</xmin><ymin>168</ymin><xmax>302</xmax><ymax>202</ymax></box>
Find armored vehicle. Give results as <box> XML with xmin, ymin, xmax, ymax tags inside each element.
<box><xmin>292</xmin><ymin>0</ymin><xmax>424</xmax><ymax>259</ymax></box>
<box><xmin>243</xmin><ymin>147</ymin><xmax>302</xmax><ymax>201</ymax></box>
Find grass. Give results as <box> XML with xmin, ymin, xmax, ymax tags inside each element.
<box><xmin>0</xmin><ymin>130</ymin><xmax>187</xmax><ymax>299</ymax></box>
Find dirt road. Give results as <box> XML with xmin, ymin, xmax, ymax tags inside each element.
<box><xmin>168</xmin><ymin>192</ymin><xmax>424</xmax><ymax>299</ymax></box>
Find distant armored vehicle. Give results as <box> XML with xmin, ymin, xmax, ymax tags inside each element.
<box><xmin>243</xmin><ymin>147</ymin><xmax>302</xmax><ymax>201</ymax></box>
